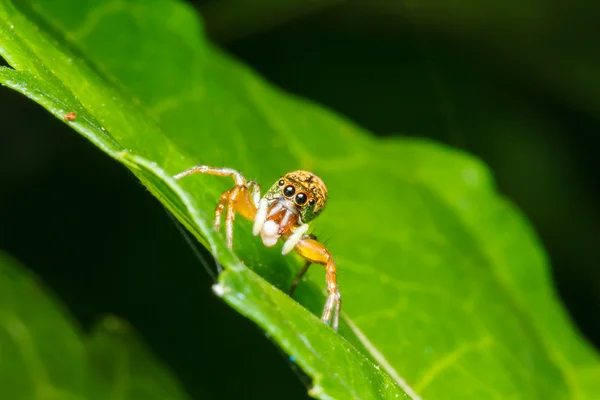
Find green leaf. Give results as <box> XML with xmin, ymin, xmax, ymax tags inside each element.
<box><xmin>0</xmin><ymin>0</ymin><xmax>598</xmax><ymax>399</ymax></box>
<box><xmin>0</xmin><ymin>251</ymin><xmax>190</xmax><ymax>399</ymax></box>
<box><xmin>84</xmin><ymin>317</ymin><xmax>192</xmax><ymax>400</ymax></box>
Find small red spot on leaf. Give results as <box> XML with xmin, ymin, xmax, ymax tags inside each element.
<box><xmin>63</xmin><ymin>112</ymin><xmax>77</xmax><ymax>121</ymax></box>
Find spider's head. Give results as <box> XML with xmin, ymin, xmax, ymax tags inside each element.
<box><xmin>253</xmin><ymin>171</ymin><xmax>327</xmax><ymax>247</ymax></box>
<box><xmin>265</xmin><ymin>170</ymin><xmax>328</xmax><ymax>224</ymax></box>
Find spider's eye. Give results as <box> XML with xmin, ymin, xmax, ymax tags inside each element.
<box><xmin>278</xmin><ymin>179</ymin><xmax>285</xmax><ymax>187</ymax></box>
<box><xmin>283</xmin><ymin>185</ymin><xmax>295</xmax><ymax>197</ymax></box>
<box><xmin>308</xmin><ymin>199</ymin><xmax>315</xmax><ymax>206</ymax></box>
<box><xmin>295</xmin><ymin>193</ymin><xmax>308</xmax><ymax>205</ymax></box>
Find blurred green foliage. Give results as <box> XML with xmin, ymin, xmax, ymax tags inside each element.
<box><xmin>1</xmin><ymin>0</ymin><xmax>599</xmax><ymax>399</ymax></box>
<box><xmin>0</xmin><ymin>252</ymin><xmax>191</xmax><ymax>399</ymax></box>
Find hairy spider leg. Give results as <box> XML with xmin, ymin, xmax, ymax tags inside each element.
<box><xmin>224</xmin><ymin>186</ymin><xmax>241</xmax><ymax>249</ymax></box>
<box><xmin>173</xmin><ymin>165</ymin><xmax>260</xmax><ymax>249</ymax></box>
<box><xmin>174</xmin><ymin>165</ymin><xmax>247</xmax><ymax>186</ymax></box>
<box><xmin>294</xmin><ymin>237</ymin><xmax>341</xmax><ymax>331</ymax></box>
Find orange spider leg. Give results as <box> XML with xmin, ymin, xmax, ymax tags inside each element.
<box><xmin>174</xmin><ymin>165</ymin><xmax>247</xmax><ymax>185</ymax></box>
<box><xmin>214</xmin><ymin>189</ymin><xmax>227</xmax><ymax>231</ymax></box>
<box><xmin>294</xmin><ymin>237</ymin><xmax>341</xmax><ymax>330</ymax></box>
<box><xmin>174</xmin><ymin>165</ymin><xmax>259</xmax><ymax>249</ymax></box>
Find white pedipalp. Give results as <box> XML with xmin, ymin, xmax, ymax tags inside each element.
<box><xmin>260</xmin><ymin>220</ymin><xmax>280</xmax><ymax>247</ymax></box>
<box><xmin>252</xmin><ymin>198</ymin><xmax>269</xmax><ymax>236</ymax></box>
<box><xmin>282</xmin><ymin>223</ymin><xmax>309</xmax><ymax>255</ymax></box>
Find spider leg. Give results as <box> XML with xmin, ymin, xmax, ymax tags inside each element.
<box><xmin>293</xmin><ymin>237</ymin><xmax>341</xmax><ymax>331</ymax></box>
<box><xmin>214</xmin><ymin>189</ymin><xmax>230</xmax><ymax>231</ymax></box>
<box><xmin>289</xmin><ymin>260</ymin><xmax>311</xmax><ymax>298</ymax></box>
<box><xmin>224</xmin><ymin>186</ymin><xmax>241</xmax><ymax>249</ymax></box>
<box><xmin>174</xmin><ymin>165</ymin><xmax>259</xmax><ymax>249</ymax></box>
<box><xmin>174</xmin><ymin>165</ymin><xmax>247</xmax><ymax>186</ymax></box>
<box><xmin>247</xmin><ymin>180</ymin><xmax>261</xmax><ymax>208</ymax></box>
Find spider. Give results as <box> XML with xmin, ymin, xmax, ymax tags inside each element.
<box><xmin>174</xmin><ymin>165</ymin><xmax>341</xmax><ymax>331</ymax></box>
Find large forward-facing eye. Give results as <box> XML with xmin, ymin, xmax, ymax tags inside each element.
<box><xmin>295</xmin><ymin>192</ymin><xmax>308</xmax><ymax>206</ymax></box>
<box><xmin>283</xmin><ymin>185</ymin><xmax>295</xmax><ymax>197</ymax></box>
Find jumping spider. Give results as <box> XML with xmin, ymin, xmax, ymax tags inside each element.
<box><xmin>174</xmin><ymin>166</ymin><xmax>341</xmax><ymax>331</ymax></box>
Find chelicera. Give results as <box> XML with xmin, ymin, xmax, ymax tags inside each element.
<box><xmin>173</xmin><ymin>165</ymin><xmax>341</xmax><ymax>331</ymax></box>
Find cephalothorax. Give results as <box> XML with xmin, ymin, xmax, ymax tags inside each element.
<box><xmin>174</xmin><ymin>165</ymin><xmax>341</xmax><ymax>331</ymax></box>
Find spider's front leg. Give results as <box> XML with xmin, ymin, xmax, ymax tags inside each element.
<box><xmin>293</xmin><ymin>236</ymin><xmax>342</xmax><ymax>331</ymax></box>
<box><xmin>173</xmin><ymin>165</ymin><xmax>260</xmax><ymax>249</ymax></box>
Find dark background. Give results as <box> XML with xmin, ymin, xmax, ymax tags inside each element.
<box><xmin>1</xmin><ymin>1</ymin><xmax>599</xmax><ymax>398</ymax></box>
